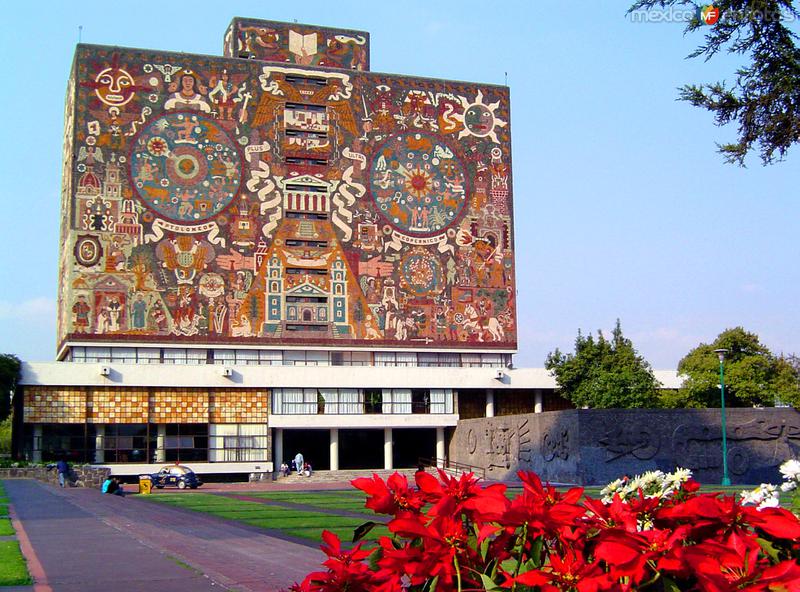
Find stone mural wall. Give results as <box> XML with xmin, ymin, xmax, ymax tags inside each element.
<box><xmin>57</xmin><ymin>24</ymin><xmax>515</xmax><ymax>354</ymax></box>
<box><xmin>449</xmin><ymin>408</ymin><xmax>800</xmax><ymax>485</ymax></box>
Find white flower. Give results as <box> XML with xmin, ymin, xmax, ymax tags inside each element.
<box><xmin>779</xmin><ymin>459</ymin><xmax>800</xmax><ymax>481</ymax></box>
<box><xmin>740</xmin><ymin>484</ymin><xmax>780</xmax><ymax>510</ymax></box>
<box><xmin>602</xmin><ymin>468</ymin><xmax>693</xmax><ymax>505</ymax></box>
<box><xmin>781</xmin><ymin>481</ymin><xmax>797</xmax><ymax>493</ymax></box>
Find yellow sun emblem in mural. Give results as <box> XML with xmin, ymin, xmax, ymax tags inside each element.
<box><xmin>404</xmin><ymin>166</ymin><xmax>432</xmax><ymax>199</ymax></box>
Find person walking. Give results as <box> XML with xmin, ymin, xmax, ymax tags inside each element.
<box><xmin>294</xmin><ymin>452</ymin><xmax>304</xmax><ymax>476</ymax></box>
<box><xmin>56</xmin><ymin>459</ymin><xmax>70</xmax><ymax>488</ymax></box>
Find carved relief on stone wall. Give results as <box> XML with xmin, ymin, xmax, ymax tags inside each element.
<box><xmin>599</xmin><ymin>425</ymin><xmax>660</xmax><ymax>462</ymax></box>
<box><xmin>542</xmin><ymin>426</ymin><xmax>570</xmax><ymax>462</ymax></box>
<box><xmin>672</xmin><ymin>417</ymin><xmax>800</xmax><ymax>475</ymax></box>
<box><xmin>464</xmin><ymin>419</ymin><xmax>531</xmax><ymax>471</ymax></box>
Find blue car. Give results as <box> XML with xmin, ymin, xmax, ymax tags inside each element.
<box><xmin>151</xmin><ymin>465</ymin><xmax>202</xmax><ymax>489</ymax></box>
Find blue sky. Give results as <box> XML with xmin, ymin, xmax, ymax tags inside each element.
<box><xmin>0</xmin><ymin>1</ymin><xmax>797</xmax><ymax>369</ymax></box>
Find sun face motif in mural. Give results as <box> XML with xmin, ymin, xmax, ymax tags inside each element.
<box><xmin>130</xmin><ymin>113</ymin><xmax>242</xmax><ymax>224</ymax></box>
<box><xmin>458</xmin><ymin>90</ymin><xmax>507</xmax><ymax>144</ymax></box>
<box><xmin>369</xmin><ymin>132</ymin><xmax>468</xmax><ymax>236</ymax></box>
<box><xmin>94</xmin><ymin>66</ymin><xmax>136</xmax><ymax>107</ymax></box>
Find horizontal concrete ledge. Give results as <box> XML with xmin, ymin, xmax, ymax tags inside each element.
<box><xmin>20</xmin><ymin>362</ymin><xmax>559</xmax><ymax>389</ymax></box>
<box><xmin>93</xmin><ymin>461</ymin><xmax>275</xmax><ymax>476</ymax></box>
<box><xmin>269</xmin><ymin>414</ymin><xmax>459</xmax><ymax>428</ymax></box>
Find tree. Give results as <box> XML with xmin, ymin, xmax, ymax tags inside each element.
<box><xmin>677</xmin><ymin>327</ymin><xmax>800</xmax><ymax>407</ymax></box>
<box><xmin>545</xmin><ymin>320</ymin><xmax>660</xmax><ymax>408</ymax></box>
<box><xmin>0</xmin><ymin>354</ymin><xmax>21</xmax><ymax>423</ymax></box>
<box><xmin>628</xmin><ymin>1</ymin><xmax>800</xmax><ymax>165</ymax></box>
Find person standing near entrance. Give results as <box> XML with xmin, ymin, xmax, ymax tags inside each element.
<box><xmin>294</xmin><ymin>452</ymin><xmax>304</xmax><ymax>476</ymax></box>
<box><xmin>56</xmin><ymin>459</ymin><xmax>70</xmax><ymax>488</ymax></box>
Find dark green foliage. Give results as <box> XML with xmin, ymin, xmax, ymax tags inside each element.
<box><xmin>0</xmin><ymin>355</ymin><xmax>21</xmax><ymax>423</ymax></box>
<box><xmin>545</xmin><ymin>320</ymin><xmax>660</xmax><ymax>408</ymax></box>
<box><xmin>677</xmin><ymin>327</ymin><xmax>800</xmax><ymax>407</ymax></box>
<box><xmin>629</xmin><ymin>0</ymin><xmax>800</xmax><ymax>165</ymax></box>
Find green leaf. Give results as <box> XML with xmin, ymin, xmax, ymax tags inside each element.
<box><xmin>479</xmin><ymin>573</ymin><xmax>503</xmax><ymax>591</ymax></box>
<box><xmin>479</xmin><ymin>534</ymin><xmax>490</xmax><ymax>561</ymax></box>
<box><xmin>662</xmin><ymin>576</ymin><xmax>681</xmax><ymax>592</ymax></box>
<box><xmin>367</xmin><ymin>547</ymin><xmax>383</xmax><ymax>572</ymax></box>
<box><xmin>529</xmin><ymin>537</ymin><xmax>544</xmax><ymax>568</ymax></box>
<box><xmin>352</xmin><ymin>521</ymin><xmax>378</xmax><ymax>543</ymax></box>
<box><xmin>756</xmin><ymin>537</ymin><xmax>781</xmax><ymax>563</ymax></box>
<box><xmin>500</xmin><ymin>558</ymin><xmax>519</xmax><ymax>574</ymax></box>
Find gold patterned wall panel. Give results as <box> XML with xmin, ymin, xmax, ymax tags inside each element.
<box><xmin>149</xmin><ymin>389</ymin><xmax>209</xmax><ymax>424</ymax></box>
<box><xmin>87</xmin><ymin>389</ymin><xmax>149</xmax><ymax>423</ymax></box>
<box><xmin>24</xmin><ymin>387</ymin><xmax>87</xmax><ymax>424</ymax></box>
<box><xmin>210</xmin><ymin>390</ymin><xmax>269</xmax><ymax>424</ymax></box>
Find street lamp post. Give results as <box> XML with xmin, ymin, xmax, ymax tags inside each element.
<box><xmin>714</xmin><ymin>348</ymin><xmax>731</xmax><ymax>486</ymax></box>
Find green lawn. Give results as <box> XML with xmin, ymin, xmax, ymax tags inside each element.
<box><xmin>0</xmin><ymin>517</ymin><xmax>13</xmax><ymax>536</ymax></box>
<box><xmin>143</xmin><ymin>493</ymin><xmax>387</xmax><ymax>542</ymax></box>
<box><xmin>0</xmin><ymin>541</ymin><xmax>31</xmax><ymax>586</ymax></box>
<box><xmin>244</xmin><ymin>491</ymin><xmax>374</xmax><ymax>514</ymax></box>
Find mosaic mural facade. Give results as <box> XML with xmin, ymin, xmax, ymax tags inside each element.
<box><xmin>57</xmin><ymin>25</ymin><xmax>516</xmax><ymax>352</ymax></box>
<box><xmin>224</xmin><ymin>18</ymin><xmax>370</xmax><ymax>71</ymax></box>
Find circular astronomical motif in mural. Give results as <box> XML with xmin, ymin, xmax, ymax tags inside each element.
<box><xmin>399</xmin><ymin>248</ymin><xmax>443</xmax><ymax>296</ymax></box>
<box><xmin>369</xmin><ymin>132</ymin><xmax>468</xmax><ymax>236</ymax></box>
<box><xmin>129</xmin><ymin>113</ymin><xmax>241</xmax><ymax>224</ymax></box>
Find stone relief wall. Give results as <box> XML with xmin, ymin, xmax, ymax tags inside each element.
<box><xmin>449</xmin><ymin>408</ymin><xmax>800</xmax><ymax>485</ymax></box>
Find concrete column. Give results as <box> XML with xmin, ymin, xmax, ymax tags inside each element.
<box><xmin>156</xmin><ymin>424</ymin><xmax>166</xmax><ymax>463</ymax></box>
<box><xmin>329</xmin><ymin>428</ymin><xmax>339</xmax><ymax>471</ymax></box>
<box><xmin>436</xmin><ymin>427</ymin><xmax>445</xmax><ymax>468</ymax></box>
<box><xmin>486</xmin><ymin>389</ymin><xmax>495</xmax><ymax>418</ymax></box>
<box><xmin>274</xmin><ymin>428</ymin><xmax>284</xmax><ymax>468</ymax></box>
<box><xmin>534</xmin><ymin>390</ymin><xmax>543</xmax><ymax>414</ymax></box>
<box><xmin>384</xmin><ymin>427</ymin><xmax>393</xmax><ymax>470</ymax></box>
<box><xmin>94</xmin><ymin>425</ymin><xmax>105</xmax><ymax>464</ymax></box>
<box><xmin>32</xmin><ymin>425</ymin><xmax>42</xmax><ymax>462</ymax></box>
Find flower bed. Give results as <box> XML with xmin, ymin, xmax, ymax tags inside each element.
<box><xmin>289</xmin><ymin>468</ymin><xmax>800</xmax><ymax>591</ymax></box>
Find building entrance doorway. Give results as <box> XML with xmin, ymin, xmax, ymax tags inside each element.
<box><xmin>282</xmin><ymin>429</ymin><xmax>330</xmax><ymax>470</ymax></box>
<box><xmin>393</xmin><ymin>428</ymin><xmax>436</xmax><ymax>468</ymax></box>
<box><xmin>339</xmin><ymin>429</ymin><xmax>383</xmax><ymax>469</ymax></box>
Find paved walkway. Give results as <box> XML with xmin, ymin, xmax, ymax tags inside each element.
<box><xmin>4</xmin><ymin>480</ymin><xmax>324</xmax><ymax>592</ymax></box>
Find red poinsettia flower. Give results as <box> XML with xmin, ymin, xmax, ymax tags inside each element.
<box><xmin>416</xmin><ymin>469</ymin><xmax>509</xmax><ymax>522</ymax></box>
<box><xmin>293</xmin><ymin>530</ymin><xmax>375</xmax><ymax>591</ymax></box>
<box><xmin>351</xmin><ymin>472</ymin><xmax>426</xmax><ymax>516</ymax></box>
<box><xmin>657</xmin><ymin>493</ymin><xmax>800</xmax><ymax>543</ymax></box>
<box><xmin>682</xmin><ymin>532</ymin><xmax>800</xmax><ymax>592</ymax></box>
<box><xmin>503</xmin><ymin>549</ymin><xmax>614</xmax><ymax>592</ymax></box>
<box><xmin>370</xmin><ymin>538</ymin><xmax>428</xmax><ymax>592</ymax></box>
<box><xmin>291</xmin><ymin>530</ymin><xmax>373</xmax><ymax>592</ymax></box>
<box><xmin>389</xmin><ymin>514</ymin><xmax>482</xmax><ymax>591</ymax></box>
<box><xmin>592</xmin><ymin>528</ymin><xmax>652</xmax><ymax>584</ymax></box>
<box><xmin>583</xmin><ymin>494</ymin><xmax>639</xmax><ymax>533</ymax></box>
<box><xmin>501</xmin><ymin>471</ymin><xmax>585</xmax><ymax>538</ymax></box>
<box><xmin>744</xmin><ymin>505</ymin><xmax>800</xmax><ymax>541</ymax></box>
